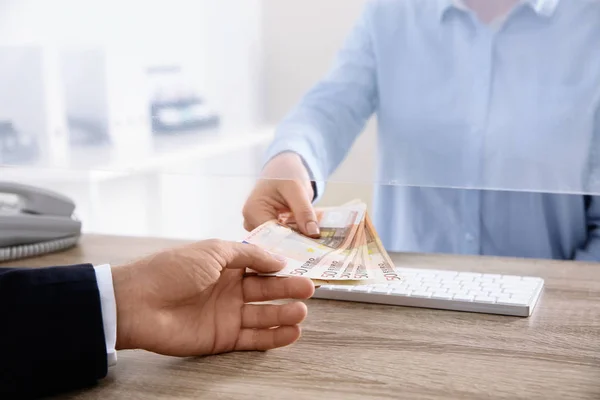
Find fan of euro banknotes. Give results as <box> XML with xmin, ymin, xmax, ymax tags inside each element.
<box><xmin>242</xmin><ymin>200</ymin><xmax>401</xmax><ymax>285</ymax></box>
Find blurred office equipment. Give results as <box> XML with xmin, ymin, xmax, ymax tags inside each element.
<box><xmin>0</xmin><ymin>45</ymin><xmax>69</xmax><ymax>166</ymax></box>
<box><xmin>148</xmin><ymin>65</ymin><xmax>220</xmax><ymax>134</ymax></box>
<box><xmin>60</xmin><ymin>47</ymin><xmax>152</xmax><ymax>153</ymax></box>
<box><xmin>60</xmin><ymin>48</ymin><xmax>113</xmax><ymax>147</ymax></box>
<box><xmin>0</xmin><ymin>181</ymin><xmax>81</xmax><ymax>262</ymax></box>
<box><xmin>0</xmin><ymin>120</ymin><xmax>39</xmax><ymax>164</ymax></box>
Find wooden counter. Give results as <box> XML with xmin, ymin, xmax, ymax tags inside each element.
<box><xmin>7</xmin><ymin>235</ymin><xmax>600</xmax><ymax>400</ymax></box>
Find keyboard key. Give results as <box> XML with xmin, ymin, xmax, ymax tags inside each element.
<box><xmin>507</xmin><ymin>289</ymin><xmax>536</xmax><ymax>297</ymax></box>
<box><xmin>481</xmin><ymin>283</ymin><xmax>501</xmax><ymax>289</ymax></box>
<box><xmin>501</xmin><ymin>288</ymin><xmax>531</xmax><ymax>296</ymax></box>
<box><xmin>468</xmin><ymin>291</ymin><xmax>488</xmax><ymax>298</ymax></box>
<box><xmin>400</xmin><ymin>281</ymin><xmax>418</xmax><ymax>288</ymax></box>
<box><xmin>371</xmin><ymin>283</ymin><xmax>389</xmax><ymax>288</ymax></box>
<box><xmin>391</xmin><ymin>288</ymin><xmax>412</xmax><ymax>296</ymax></box>
<box><xmin>503</xmin><ymin>280</ymin><xmax>537</xmax><ymax>287</ymax></box>
<box><xmin>496</xmin><ymin>293</ymin><xmax>513</xmax><ymax>302</ymax></box>
<box><xmin>459</xmin><ymin>272</ymin><xmax>482</xmax><ymax>278</ymax></box>
<box><xmin>442</xmin><ymin>282</ymin><xmax>462</xmax><ymax>288</ymax></box>
<box><xmin>501</xmin><ymin>275</ymin><xmax>524</xmax><ymax>282</ymax></box>
<box><xmin>432</xmin><ymin>292</ymin><xmax>454</xmax><ymax>300</ymax></box>
<box><xmin>435</xmin><ymin>272</ymin><xmax>458</xmax><ymax>279</ymax></box>
<box><xmin>484</xmin><ymin>274</ymin><xmax>502</xmax><ymax>280</ymax></box>
<box><xmin>397</xmin><ymin>273</ymin><xmax>419</xmax><ymax>278</ymax></box>
<box><xmin>496</xmin><ymin>298</ymin><xmax>529</xmax><ymax>306</ymax></box>
<box><xmin>511</xmin><ymin>295</ymin><xmax>532</xmax><ymax>303</ymax></box>
<box><xmin>443</xmin><ymin>288</ymin><xmax>463</xmax><ymax>294</ymax></box>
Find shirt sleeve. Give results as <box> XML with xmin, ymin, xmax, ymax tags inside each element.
<box><xmin>93</xmin><ymin>264</ymin><xmax>118</xmax><ymax>367</ymax></box>
<box><xmin>574</xmin><ymin>196</ymin><xmax>600</xmax><ymax>262</ymax></box>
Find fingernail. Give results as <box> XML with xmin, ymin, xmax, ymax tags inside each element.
<box><xmin>306</xmin><ymin>221</ymin><xmax>320</xmax><ymax>236</ymax></box>
<box><xmin>273</xmin><ymin>253</ymin><xmax>287</xmax><ymax>264</ymax></box>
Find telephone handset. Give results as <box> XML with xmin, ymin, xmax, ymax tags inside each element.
<box><xmin>0</xmin><ymin>181</ymin><xmax>81</xmax><ymax>262</ymax></box>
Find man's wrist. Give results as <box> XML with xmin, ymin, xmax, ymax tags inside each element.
<box><xmin>262</xmin><ymin>152</ymin><xmax>308</xmax><ymax>178</ymax></box>
<box><xmin>263</xmin><ymin>152</ymin><xmax>315</xmax><ymax>199</ymax></box>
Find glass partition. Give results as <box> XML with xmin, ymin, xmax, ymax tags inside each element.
<box><xmin>1</xmin><ymin>0</ymin><xmax>598</xmax><ymax>196</ymax></box>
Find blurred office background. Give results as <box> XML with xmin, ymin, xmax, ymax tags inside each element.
<box><xmin>7</xmin><ymin>0</ymin><xmax>595</xmax><ymax>243</ymax></box>
<box><xmin>0</xmin><ymin>0</ymin><xmax>375</xmax><ymax>241</ymax></box>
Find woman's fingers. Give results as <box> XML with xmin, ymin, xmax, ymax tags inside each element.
<box><xmin>242</xmin><ymin>302</ymin><xmax>308</xmax><ymax>329</ymax></box>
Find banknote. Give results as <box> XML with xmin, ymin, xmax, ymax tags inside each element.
<box><xmin>277</xmin><ymin>200</ymin><xmax>366</xmax><ymax>279</ymax></box>
<box><xmin>277</xmin><ymin>202</ymin><xmax>366</xmax><ymax>250</ymax></box>
<box><xmin>243</xmin><ymin>202</ymin><xmax>367</xmax><ymax>281</ymax></box>
<box><xmin>243</xmin><ymin>200</ymin><xmax>401</xmax><ymax>283</ymax></box>
<box><xmin>339</xmin><ymin>199</ymin><xmax>401</xmax><ymax>282</ymax></box>
<box><xmin>364</xmin><ymin>213</ymin><xmax>402</xmax><ymax>282</ymax></box>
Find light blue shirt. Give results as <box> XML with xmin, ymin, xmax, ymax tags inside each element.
<box><xmin>265</xmin><ymin>0</ymin><xmax>600</xmax><ymax>261</ymax></box>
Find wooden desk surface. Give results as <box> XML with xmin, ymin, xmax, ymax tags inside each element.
<box><xmin>7</xmin><ymin>235</ymin><xmax>600</xmax><ymax>400</ymax></box>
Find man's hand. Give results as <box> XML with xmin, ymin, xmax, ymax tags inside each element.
<box><xmin>243</xmin><ymin>152</ymin><xmax>320</xmax><ymax>237</ymax></box>
<box><xmin>111</xmin><ymin>240</ymin><xmax>315</xmax><ymax>356</ymax></box>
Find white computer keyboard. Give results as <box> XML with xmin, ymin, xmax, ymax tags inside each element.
<box><xmin>312</xmin><ymin>267</ymin><xmax>545</xmax><ymax>317</ymax></box>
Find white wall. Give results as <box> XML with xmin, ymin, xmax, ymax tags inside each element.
<box><xmin>261</xmin><ymin>0</ymin><xmax>377</xmax><ymax>209</ymax></box>
<box><xmin>262</xmin><ymin>0</ymin><xmax>364</xmax><ymax>121</ymax></box>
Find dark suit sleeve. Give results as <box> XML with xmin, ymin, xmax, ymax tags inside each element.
<box><xmin>0</xmin><ymin>264</ymin><xmax>108</xmax><ymax>399</ymax></box>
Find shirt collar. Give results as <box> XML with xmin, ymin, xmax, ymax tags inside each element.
<box><xmin>436</xmin><ymin>0</ymin><xmax>560</xmax><ymax>21</ymax></box>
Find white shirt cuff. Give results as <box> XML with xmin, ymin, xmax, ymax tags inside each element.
<box><xmin>93</xmin><ymin>264</ymin><xmax>118</xmax><ymax>367</ymax></box>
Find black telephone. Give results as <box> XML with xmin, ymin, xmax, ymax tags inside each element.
<box><xmin>0</xmin><ymin>181</ymin><xmax>81</xmax><ymax>262</ymax></box>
